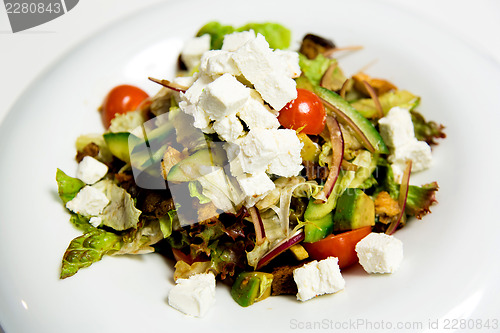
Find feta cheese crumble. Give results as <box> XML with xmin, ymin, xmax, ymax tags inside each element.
<box><xmin>355</xmin><ymin>233</ymin><xmax>403</xmax><ymax>274</ymax></box>
<box><xmin>293</xmin><ymin>257</ymin><xmax>345</xmax><ymax>301</ymax></box>
<box><xmin>76</xmin><ymin>156</ymin><xmax>108</xmax><ymax>185</ymax></box>
<box><xmin>378</xmin><ymin>107</ymin><xmax>432</xmax><ymax>182</ymax></box>
<box><xmin>65</xmin><ymin>186</ymin><xmax>110</xmax><ymax>217</ymax></box>
<box><xmin>177</xmin><ymin>30</ymin><xmax>303</xmax><ymax>207</ymax></box>
<box><xmin>168</xmin><ymin>273</ymin><xmax>216</xmax><ymax>317</ymax></box>
<box><xmin>180</xmin><ymin>34</ymin><xmax>211</xmax><ymax>71</ymax></box>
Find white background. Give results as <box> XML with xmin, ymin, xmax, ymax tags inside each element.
<box><xmin>0</xmin><ymin>0</ymin><xmax>499</xmax><ymax>124</ymax></box>
<box><xmin>0</xmin><ymin>1</ymin><xmax>499</xmax><ymax>332</ymax></box>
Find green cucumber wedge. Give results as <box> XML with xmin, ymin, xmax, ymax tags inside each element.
<box><xmin>314</xmin><ymin>86</ymin><xmax>389</xmax><ymax>154</ymax></box>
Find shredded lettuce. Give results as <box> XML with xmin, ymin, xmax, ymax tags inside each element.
<box><xmin>189</xmin><ymin>181</ymin><xmax>211</xmax><ymax>204</ymax></box>
<box><xmin>348</xmin><ymin>151</ymin><xmax>377</xmax><ymax>189</ymax></box>
<box><xmin>92</xmin><ymin>180</ymin><xmax>142</xmax><ymax>231</ymax></box>
<box><xmin>196</xmin><ymin>168</ymin><xmax>243</xmax><ymax>214</ymax></box>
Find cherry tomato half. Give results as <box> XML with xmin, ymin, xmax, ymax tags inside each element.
<box><xmin>278</xmin><ymin>88</ymin><xmax>326</xmax><ymax>135</ymax></box>
<box><xmin>302</xmin><ymin>226</ymin><xmax>372</xmax><ymax>268</ymax></box>
<box><xmin>100</xmin><ymin>84</ymin><xmax>149</xmax><ymax>128</ymax></box>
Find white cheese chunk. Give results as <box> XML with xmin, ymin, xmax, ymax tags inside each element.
<box><xmin>168</xmin><ymin>273</ymin><xmax>216</xmax><ymax>317</ymax></box>
<box><xmin>179</xmin><ymin>74</ymin><xmax>215</xmax><ymax>133</ymax></box>
<box><xmin>222</xmin><ymin>30</ymin><xmax>256</xmax><ymax>51</ymax></box>
<box><xmin>237</xmin><ymin>90</ymin><xmax>280</xmax><ymax>130</ymax></box>
<box><xmin>230</xmin><ymin>128</ymin><xmax>279</xmax><ymax>175</ymax></box>
<box><xmin>198</xmin><ymin>73</ymin><xmax>250</xmax><ymax>121</ymax></box>
<box><xmin>355</xmin><ymin>233</ymin><xmax>403</xmax><ymax>274</ymax></box>
<box><xmin>199</xmin><ymin>50</ymin><xmax>241</xmax><ymax>77</ymax></box>
<box><xmin>212</xmin><ymin>114</ymin><xmax>244</xmax><ymax>142</ymax></box>
<box><xmin>232</xmin><ymin>34</ymin><xmax>297</xmax><ymax>110</ymax></box>
<box><xmin>378</xmin><ymin>106</ymin><xmax>433</xmax><ymax>182</ymax></box>
<box><xmin>390</xmin><ymin>140</ymin><xmax>433</xmax><ymax>181</ymax></box>
<box><xmin>178</xmin><ymin>101</ymin><xmax>214</xmax><ymax>134</ymax></box>
<box><xmin>378</xmin><ymin>106</ymin><xmax>416</xmax><ymax>148</ymax></box>
<box><xmin>274</xmin><ymin>49</ymin><xmax>302</xmax><ymax>78</ymax></box>
<box><xmin>293</xmin><ymin>257</ymin><xmax>345</xmax><ymax>301</ymax></box>
<box><xmin>65</xmin><ymin>186</ymin><xmax>110</xmax><ymax>217</ymax></box>
<box><xmin>180</xmin><ymin>34</ymin><xmax>211</xmax><ymax>70</ymax></box>
<box><xmin>237</xmin><ymin>172</ymin><xmax>275</xmax><ymax>199</ymax></box>
<box><xmin>89</xmin><ymin>216</ymin><xmax>102</xmax><ymax>227</ymax></box>
<box><xmin>181</xmin><ymin>73</ymin><xmax>213</xmax><ymax>105</ymax></box>
<box><xmin>76</xmin><ymin>156</ymin><xmax>109</xmax><ymax>185</ymax></box>
<box><xmin>267</xmin><ymin>129</ymin><xmax>304</xmax><ymax>177</ymax></box>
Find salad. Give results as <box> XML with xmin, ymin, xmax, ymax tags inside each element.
<box><xmin>56</xmin><ymin>21</ymin><xmax>445</xmax><ymax>316</ymax></box>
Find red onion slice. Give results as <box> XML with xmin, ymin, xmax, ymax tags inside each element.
<box><xmin>256</xmin><ymin>230</ymin><xmax>305</xmax><ymax>270</ymax></box>
<box><xmin>315</xmin><ymin>115</ymin><xmax>344</xmax><ymax>203</ymax></box>
<box><xmin>148</xmin><ymin>77</ymin><xmax>187</xmax><ymax>93</ymax></box>
<box><xmin>320</xmin><ymin>97</ymin><xmax>376</xmax><ymax>153</ymax></box>
<box><xmin>249</xmin><ymin>206</ymin><xmax>266</xmax><ymax>246</ymax></box>
<box><xmin>386</xmin><ymin>160</ymin><xmax>412</xmax><ymax>235</ymax></box>
<box><xmin>362</xmin><ymin>80</ymin><xmax>384</xmax><ymax>119</ymax></box>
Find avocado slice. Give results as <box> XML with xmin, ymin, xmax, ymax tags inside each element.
<box><xmin>351</xmin><ymin>90</ymin><xmax>420</xmax><ymax>119</ymax></box>
<box><xmin>103</xmin><ymin>132</ymin><xmax>134</xmax><ymax>163</ymax></box>
<box><xmin>231</xmin><ymin>272</ymin><xmax>273</xmax><ymax>307</ymax></box>
<box><xmin>333</xmin><ymin>188</ymin><xmax>375</xmax><ymax>232</ymax></box>
<box><xmin>303</xmin><ymin>212</ymin><xmax>334</xmax><ymax>243</ymax></box>
<box><xmin>313</xmin><ymin>86</ymin><xmax>389</xmax><ymax>154</ymax></box>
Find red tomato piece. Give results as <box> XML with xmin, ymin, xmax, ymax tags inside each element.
<box><xmin>100</xmin><ymin>84</ymin><xmax>149</xmax><ymax>128</ymax></box>
<box><xmin>278</xmin><ymin>88</ymin><xmax>326</xmax><ymax>135</ymax></box>
<box><xmin>302</xmin><ymin>226</ymin><xmax>372</xmax><ymax>268</ymax></box>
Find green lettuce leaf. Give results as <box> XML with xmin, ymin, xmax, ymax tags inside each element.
<box><xmin>93</xmin><ymin>180</ymin><xmax>142</xmax><ymax>231</ymax></box>
<box><xmin>69</xmin><ymin>214</ymin><xmax>95</xmax><ymax>233</ymax></box>
<box><xmin>197</xmin><ymin>21</ymin><xmax>291</xmax><ymax>50</ymax></box>
<box><xmin>158</xmin><ymin>210</ymin><xmax>177</xmax><ymax>238</ymax></box>
<box><xmin>61</xmin><ymin>219</ymin><xmax>165</xmax><ymax>278</ymax></box>
<box><xmin>207</xmin><ymin>240</ymin><xmax>247</xmax><ymax>280</ymax></box>
<box><xmin>117</xmin><ymin>220</ymin><xmax>164</xmax><ymax>255</ymax></box>
<box><xmin>197</xmin><ymin>21</ymin><xmax>235</xmax><ymax>49</ymax></box>
<box><xmin>298</xmin><ymin>53</ymin><xmax>345</xmax><ymax>87</ymax></box>
<box><xmin>374</xmin><ymin>162</ymin><xmax>438</xmax><ymax>219</ymax></box>
<box><xmin>60</xmin><ymin>229</ymin><xmax>122</xmax><ymax>279</ymax></box>
<box><xmin>410</xmin><ymin>110</ymin><xmax>446</xmax><ymax>145</ymax></box>
<box><xmin>351</xmin><ymin>90</ymin><xmax>420</xmax><ymax>119</ymax></box>
<box><xmin>237</xmin><ymin>22</ymin><xmax>291</xmax><ymax>50</ymax></box>
<box><xmin>56</xmin><ymin>169</ymin><xmax>85</xmax><ymax>204</ymax></box>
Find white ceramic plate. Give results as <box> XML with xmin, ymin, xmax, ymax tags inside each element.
<box><xmin>1</xmin><ymin>0</ymin><xmax>499</xmax><ymax>332</ymax></box>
